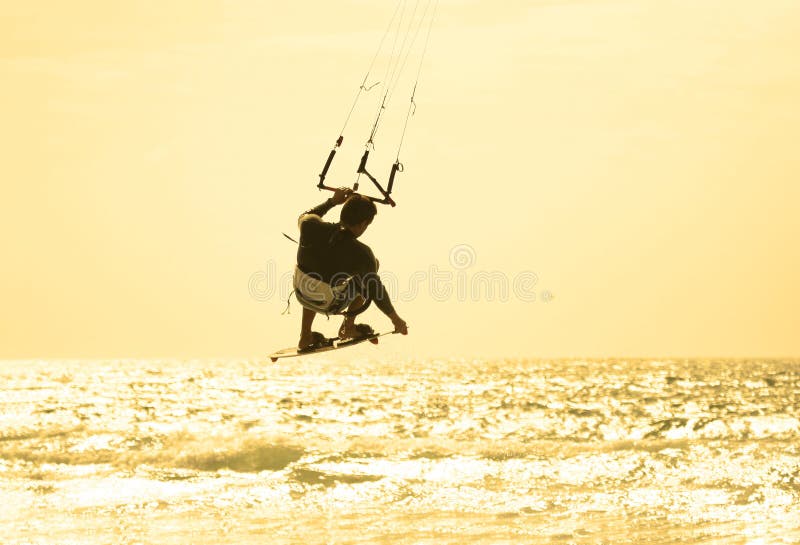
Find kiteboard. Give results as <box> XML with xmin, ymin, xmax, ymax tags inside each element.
<box><xmin>269</xmin><ymin>331</ymin><xmax>394</xmax><ymax>363</ymax></box>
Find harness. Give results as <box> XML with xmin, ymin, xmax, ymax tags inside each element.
<box><xmin>292</xmin><ymin>267</ymin><xmax>373</xmax><ymax>318</ymax></box>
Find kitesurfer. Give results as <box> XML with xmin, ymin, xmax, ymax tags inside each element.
<box><xmin>294</xmin><ymin>187</ymin><xmax>408</xmax><ymax>351</ymax></box>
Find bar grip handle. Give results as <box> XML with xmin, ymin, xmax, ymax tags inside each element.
<box><xmin>318</xmin><ymin>136</ymin><xmax>344</xmax><ymax>188</ymax></box>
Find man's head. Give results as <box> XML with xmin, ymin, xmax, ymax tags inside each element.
<box><xmin>340</xmin><ymin>194</ymin><xmax>377</xmax><ymax>237</ymax></box>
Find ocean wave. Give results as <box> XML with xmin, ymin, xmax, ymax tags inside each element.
<box><xmin>291</xmin><ymin>467</ymin><xmax>383</xmax><ymax>487</ymax></box>
<box><xmin>638</xmin><ymin>415</ymin><xmax>800</xmax><ymax>441</ymax></box>
<box><xmin>2</xmin><ymin>415</ymin><xmax>798</xmax><ymax>475</ymax></box>
<box><xmin>0</xmin><ymin>430</ymin><xmax>305</xmax><ymax>473</ymax></box>
<box><xmin>176</xmin><ymin>441</ymin><xmax>304</xmax><ymax>472</ymax></box>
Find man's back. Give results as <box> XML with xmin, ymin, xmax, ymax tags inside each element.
<box><xmin>297</xmin><ymin>217</ymin><xmax>376</xmax><ymax>284</ymax></box>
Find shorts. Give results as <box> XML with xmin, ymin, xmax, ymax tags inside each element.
<box><xmin>293</xmin><ymin>266</ymin><xmax>359</xmax><ymax>315</ymax></box>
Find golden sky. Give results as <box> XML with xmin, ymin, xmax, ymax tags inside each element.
<box><xmin>2</xmin><ymin>1</ymin><xmax>798</xmax><ymax>359</ymax></box>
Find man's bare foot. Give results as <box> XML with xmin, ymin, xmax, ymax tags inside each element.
<box><xmin>298</xmin><ymin>331</ymin><xmax>327</xmax><ymax>351</ymax></box>
<box><xmin>298</xmin><ymin>332</ymin><xmax>314</xmax><ymax>350</ymax></box>
<box><xmin>338</xmin><ymin>322</ymin><xmax>373</xmax><ymax>339</ymax></box>
<box><xmin>338</xmin><ymin>323</ymin><xmax>357</xmax><ymax>339</ymax></box>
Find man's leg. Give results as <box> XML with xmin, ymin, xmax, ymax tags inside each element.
<box><xmin>339</xmin><ymin>261</ymin><xmax>378</xmax><ymax>339</ymax></box>
<box><xmin>298</xmin><ymin>307</ymin><xmax>317</xmax><ymax>349</ymax></box>
<box><xmin>339</xmin><ymin>295</ymin><xmax>365</xmax><ymax>339</ymax></box>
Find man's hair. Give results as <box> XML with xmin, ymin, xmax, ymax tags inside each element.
<box><xmin>340</xmin><ymin>195</ymin><xmax>377</xmax><ymax>226</ymax></box>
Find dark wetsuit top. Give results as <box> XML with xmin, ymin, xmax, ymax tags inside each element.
<box><xmin>296</xmin><ymin>199</ymin><xmax>395</xmax><ymax>316</ymax></box>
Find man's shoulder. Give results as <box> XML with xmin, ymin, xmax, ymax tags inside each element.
<box><xmin>350</xmin><ymin>238</ymin><xmax>374</xmax><ymax>257</ymax></box>
<box><xmin>300</xmin><ymin>217</ymin><xmax>338</xmax><ymax>239</ymax></box>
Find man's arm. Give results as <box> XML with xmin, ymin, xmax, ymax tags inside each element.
<box><xmin>297</xmin><ymin>187</ymin><xmax>353</xmax><ymax>229</ymax></box>
<box><xmin>368</xmin><ymin>277</ymin><xmax>407</xmax><ymax>335</ymax></box>
<box><xmin>357</xmin><ymin>251</ymin><xmax>408</xmax><ymax>335</ymax></box>
<box><xmin>362</xmin><ymin>270</ymin><xmax>395</xmax><ymax>316</ymax></box>
<box><xmin>297</xmin><ymin>198</ymin><xmax>335</xmax><ymax>229</ymax></box>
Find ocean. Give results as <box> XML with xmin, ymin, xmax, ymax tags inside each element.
<box><xmin>1</xmin><ymin>357</ymin><xmax>798</xmax><ymax>544</ymax></box>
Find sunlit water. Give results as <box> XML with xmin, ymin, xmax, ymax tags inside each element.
<box><xmin>1</xmin><ymin>357</ymin><xmax>798</xmax><ymax>544</ymax></box>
